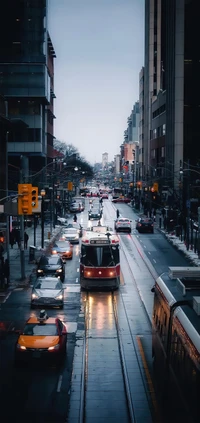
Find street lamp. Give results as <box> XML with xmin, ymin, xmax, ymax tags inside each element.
<box><xmin>41</xmin><ymin>189</ymin><xmax>46</xmax><ymax>249</ymax></box>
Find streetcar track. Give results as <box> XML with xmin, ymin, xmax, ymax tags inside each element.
<box><xmin>80</xmin><ymin>291</ymin><xmax>136</xmax><ymax>423</ymax></box>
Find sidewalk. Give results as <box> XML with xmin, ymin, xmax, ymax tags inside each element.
<box><xmin>0</xmin><ymin>223</ymin><xmax>61</xmax><ymax>302</ymax></box>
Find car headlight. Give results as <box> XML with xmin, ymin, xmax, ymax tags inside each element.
<box><xmin>48</xmin><ymin>344</ymin><xmax>60</xmax><ymax>351</ymax></box>
<box><xmin>37</xmin><ymin>269</ymin><xmax>43</xmax><ymax>273</ymax></box>
<box><xmin>56</xmin><ymin>269</ymin><xmax>62</xmax><ymax>273</ymax></box>
<box><xmin>52</xmin><ymin>250</ymin><xmax>57</xmax><ymax>254</ymax></box>
<box><xmin>55</xmin><ymin>294</ymin><xmax>63</xmax><ymax>300</ymax></box>
<box><xmin>16</xmin><ymin>344</ymin><xmax>26</xmax><ymax>350</ymax></box>
<box><xmin>31</xmin><ymin>293</ymin><xmax>39</xmax><ymax>299</ymax></box>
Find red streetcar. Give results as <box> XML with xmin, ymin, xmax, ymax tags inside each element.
<box><xmin>80</xmin><ymin>227</ymin><xmax>120</xmax><ymax>290</ymax></box>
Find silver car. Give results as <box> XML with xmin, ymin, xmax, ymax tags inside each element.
<box><xmin>62</xmin><ymin>227</ymin><xmax>80</xmax><ymax>244</ymax></box>
<box><xmin>31</xmin><ymin>277</ymin><xmax>64</xmax><ymax>309</ymax></box>
<box><xmin>114</xmin><ymin>218</ymin><xmax>132</xmax><ymax>233</ymax></box>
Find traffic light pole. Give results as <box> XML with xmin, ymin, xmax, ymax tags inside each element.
<box><xmin>19</xmin><ymin>156</ymin><xmax>28</xmax><ymax>280</ymax></box>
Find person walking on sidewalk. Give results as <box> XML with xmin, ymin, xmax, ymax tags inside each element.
<box><xmin>116</xmin><ymin>209</ymin><xmax>120</xmax><ymax>219</ymax></box>
<box><xmin>0</xmin><ymin>258</ymin><xmax>5</xmax><ymax>289</ymax></box>
<box><xmin>3</xmin><ymin>259</ymin><xmax>10</xmax><ymax>287</ymax></box>
<box><xmin>24</xmin><ymin>231</ymin><xmax>29</xmax><ymax>249</ymax></box>
<box><xmin>0</xmin><ymin>242</ymin><xmax>4</xmax><ymax>258</ymax></box>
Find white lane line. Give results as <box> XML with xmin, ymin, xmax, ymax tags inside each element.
<box><xmin>3</xmin><ymin>291</ymin><xmax>11</xmax><ymax>303</ymax></box>
<box><xmin>57</xmin><ymin>375</ymin><xmax>63</xmax><ymax>392</ymax></box>
<box><xmin>76</xmin><ymin>278</ymin><xmax>78</xmax><ymax>283</ymax></box>
<box><xmin>148</xmin><ymin>251</ymin><xmax>151</xmax><ymax>255</ymax></box>
<box><xmin>143</xmin><ymin>245</ymin><xmax>147</xmax><ymax>248</ymax></box>
<box><xmin>77</xmin><ymin>268</ymin><xmax>79</xmax><ymax>272</ymax></box>
<box><xmin>153</xmin><ymin>258</ymin><xmax>156</xmax><ymax>263</ymax></box>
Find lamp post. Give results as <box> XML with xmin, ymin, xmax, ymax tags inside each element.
<box><xmin>41</xmin><ymin>189</ymin><xmax>46</xmax><ymax>249</ymax></box>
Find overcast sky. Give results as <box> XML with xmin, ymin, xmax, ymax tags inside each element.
<box><xmin>48</xmin><ymin>0</ymin><xmax>144</xmax><ymax>165</ymax></box>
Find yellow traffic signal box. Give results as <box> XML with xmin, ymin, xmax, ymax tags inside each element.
<box><xmin>18</xmin><ymin>184</ymin><xmax>32</xmax><ymax>215</ymax></box>
<box><xmin>68</xmin><ymin>181</ymin><xmax>73</xmax><ymax>191</ymax></box>
<box><xmin>31</xmin><ymin>187</ymin><xmax>38</xmax><ymax>209</ymax></box>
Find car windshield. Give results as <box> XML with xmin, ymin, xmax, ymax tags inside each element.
<box><xmin>39</xmin><ymin>256</ymin><xmax>60</xmax><ymax>265</ymax></box>
<box><xmin>23</xmin><ymin>323</ymin><xmax>58</xmax><ymax>336</ymax></box>
<box><xmin>64</xmin><ymin>228</ymin><xmax>77</xmax><ymax>233</ymax></box>
<box><xmin>119</xmin><ymin>219</ymin><xmax>129</xmax><ymax>222</ymax></box>
<box><xmin>35</xmin><ymin>280</ymin><xmax>62</xmax><ymax>289</ymax></box>
<box><xmin>55</xmin><ymin>241</ymin><xmax>70</xmax><ymax>248</ymax></box>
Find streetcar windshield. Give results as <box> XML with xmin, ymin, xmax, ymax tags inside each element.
<box><xmin>81</xmin><ymin>245</ymin><xmax>119</xmax><ymax>266</ymax></box>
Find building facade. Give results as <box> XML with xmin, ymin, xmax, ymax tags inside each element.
<box><xmin>102</xmin><ymin>152</ymin><xmax>108</xmax><ymax>169</ymax></box>
<box><xmin>0</xmin><ymin>0</ymin><xmax>56</xmax><ymax>191</ymax></box>
<box><xmin>144</xmin><ymin>0</ymin><xmax>200</xmax><ymax>212</ymax></box>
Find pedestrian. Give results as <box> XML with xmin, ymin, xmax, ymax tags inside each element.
<box><xmin>116</xmin><ymin>209</ymin><xmax>120</xmax><ymax>219</ymax></box>
<box><xmin>3</xmin><ymin>259</ymin><xmax>10</xmax><ymax>287</ymax></box>
<box><xmin>16</xmin><ymin>230</ymin><xmax>21</xmax><ymax>249</ymax></box>
<box><xmin>10</xmin><ymin>230</ymin><xmax>15</xmax><ymax>249</ymax></box>
<box><xmin>0</xmin><ymin>258</ymin><xmax>5</xmax><ymax>289</ymax></box>
<box><xmin>153</xmin><ymin>209</ymin><xmax>156</xmax><ymax>222</ymax></box>
<box><xmin>24</xmin><ymin>231</ymin><xmax>29</xmax><ymax>249</ymax></box>
<box><xmin>73</xmin><ymin>214</ymin><xmax>77</xmax><ymax>223</ymax></box>
<box><xmin>0</xmin><ymin>242</ymin><xmax>4</xmax><ymax>258</ymax></box>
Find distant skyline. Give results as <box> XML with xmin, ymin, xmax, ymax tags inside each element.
<box><xmin>48</xmin><ymin>0</ymin><xmax>144</xmax><ymax>164</ymax></box>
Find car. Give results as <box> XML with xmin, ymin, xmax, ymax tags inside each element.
<box><xmin>69</xmin><ymin>203</ymin><xmax>81</xmax><ymax>213</ymax></box>
<box><xmin>112</xmin><ymin>197</ymin><xmax>131</xmax><ymax>203</ymax></box>
<box><xmin>15</xmin><ymin>310</ymin><xmax>67</xmax><ymax>364</ymax></box>
<box><xmin>88</xmin><ymin>208</ymin><xmax>102</xmax><ymax>220</ymax></box>
<box><xmin>114</xmin><ymin>218</ymin><xmax>132</xmax><ymax>233</ymax></box>
<box><xmin>101</xmin><ymin>193</ymin><xmax>108</xmax><ymax>199</ymax></box>
<box><xmin>31</xmin><ymin>277</ymin><xmax>64</xmax><ymax>308</ymax></box>
<box><xmin>135</xmin><ymin>217</ymin><xmax>154</xmax><ymax>233</ymax></box>
<box><xmin>52</xmin><ymin>240</ymin><xmax>73</xmax><ymax>260</ymax></box>
<box><xmin>62</xmin><ymin>223</ymin><xmax>83</xmax><ymax>237</ymax></box>
<box><xmin>61</xmin><ymin>227</ymin><xmax>80</xmax><ymax>244</ymax></box>
<box><xmin>36</xmin><ymin>255</ymin><xmax>65</xmax><ymax>282</ymax></box>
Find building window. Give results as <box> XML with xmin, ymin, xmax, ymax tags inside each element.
<box><xmin>161</xmin><ymin>146</ymin><xmax>165</xmax><ymax>157</ymax></box>
<box><xmin>151</xmin><ymin>149</ymin><xmax>156</xmax><ymax>159</ymax></box>
<box><xmin>163</xmin><ymin>124</ymin><xmax>166</xmax><ymax>135</ymax></box>
<box><xmin>153</xmin><ymin>129</ymin><xmax>157</xmax><ymax>139</ymax></box>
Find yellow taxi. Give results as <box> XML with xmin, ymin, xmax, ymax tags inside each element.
<box><xmin>15</xmin><ymin>310</ymin><xmax>67</xmax><ymax>364</ymax></box>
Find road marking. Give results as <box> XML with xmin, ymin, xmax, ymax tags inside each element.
<box><xmin>136</xmin><ymin>335</ymin><xmax>161</xmax><ymax>421</ymax></box>
<box><xmin>3</xmin><ymin>291</ymin><xmax>11</xmax><ymax>303</ymax></box>
<box><xmin>153</xmin><ymin>258</ymin><xmax>156</xmax><ymax>263</ymax></box>
<box><xmin>148</xmin><ymin>251</ymin><xmax>151</xmax><ymax>255</ymax></box>
<box><xmin>77</xmin><ymin>268</ymin><xmax>79</xmax><ymax>272</ymax></box>
<box><xmin>76</xmin><ymin>277</ymin><xmax>78</xmax><ymax>283</ymax></box>
<box><xmin>143</xmin><ymin>245</ymin><xmax>147</xmax><ymax>248</ymax></box>
<box><xmin>57</xmin><ymin>374</ymin><xmax>63</xmax><ymax>392</ymax></box>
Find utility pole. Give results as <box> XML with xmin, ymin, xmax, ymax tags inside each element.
<box><xmin>186</xmin><ymin>159</ymin><xmax>190</xmax><ymax>251</ymax></box>
<box><xmin>19</xmin><ymin>155</ymin><xmax>29</xmax><ymax>280</ymax></box>
<box><xmin>5</xmin><ymin>100</ymin><xmax>10</xmax><ymax>263</ymax></box>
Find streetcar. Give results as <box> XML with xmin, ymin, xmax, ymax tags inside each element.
<box><xmin>151</xmin><ymin>266</ymin><xmax>200</xmax><ymax>422</ymax></box>
<box><xmin>80</xmin><ymin>228</ymin><xmax>120</xmax><ymax>290</ymax></box>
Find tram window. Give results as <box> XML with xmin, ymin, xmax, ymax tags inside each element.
<box><xmin>81</xmin><ymin>245</ymin><xmax>119</xmax><ymax>267</ymax></box>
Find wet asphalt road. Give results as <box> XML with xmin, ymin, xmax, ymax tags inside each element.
<box><xmin>0</xmin><ymin>199</ymin><xmax>192</xmax><ymax>422</ymax></box>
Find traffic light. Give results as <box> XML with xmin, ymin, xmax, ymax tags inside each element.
<box><xmin>31</xmin><ymin>187</ymin><xmax>38</xmax><ymax>209</ymax></box>
<box><xmin>68</xmin><ymin>181</ymin><xmax>73</xmax><ymax>191</ymax></box>
<box><xmin>18</xmin><ymin>184</ymin><xmax>32</xmax><ymax>215</ymax></box>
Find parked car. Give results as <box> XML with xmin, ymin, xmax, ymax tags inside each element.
<box><xmin>61</xmin><ymin>227</ymin><xmax>80</xmax><ymax>244</ymax></box>
<box><xmin>15</xmin><ymin>310</ymin><xmax>67</xmax><ymax>364</ymax></box>
<box><xmin>36</xmin><ymin>255</ymin><xmax>65</xmax><ymax>282</ymax></box>
<box><xmin>114</xmin><ymin>218</ymin><xmax>132</xmax><ymax>233</ymax></box>
<box><xmin>112</xmin><ymin>197</ymin><xmax>131</xmax><ymax>204</ymax></box>
<box><xmin>31</xmin><ymin>276</ymin><xmax>64</xmax><ymax>309</ymax></box>
<box><xmin>52</xmin><ymin>239</ymin><xmax>73</xmax><ymax>260</ymax></box>
<box><xmin>135</xmin><ymin>217</ymin><xmax>154</xmax><ymax>233</ymax></box>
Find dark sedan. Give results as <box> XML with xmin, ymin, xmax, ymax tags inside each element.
<box><xmin>36</xmin><ymin>255</ymin><xmax>65</xmax><ymax>282</ymax></box>
<box><xmin>112</xmin><ymin>197</ymin><xmax>131</xmax><ymax>204</ymax></box>
<box><xmin>88</xmin><ymin>208</ymin><xmax>102</xmax><ymax>220</ymax></box>
<box><xmin>31</xmin><ymin>277</ymin><xmax>64</xmax><ymax>309</ymax></box>
<box><xmin>135</xmin><ymin>217</ymin><xmax>154</xmax><ymax>233</ymax></box>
